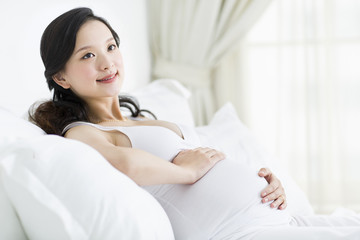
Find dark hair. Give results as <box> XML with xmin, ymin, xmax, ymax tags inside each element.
<box><xmin>29</xmin><ymin>7</ymin><xmax>155</xmax><ymax>135</ymax></box>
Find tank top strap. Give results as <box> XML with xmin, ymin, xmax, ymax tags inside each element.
<box><xmin>62</xmin><ymin>121</ymin><xmax>116</xmax><ymax>136</ymax></box>
<box><xmin>62</xmin><ymin>120</ymin><xmax>201</xmax><ymax>148</ymax></box>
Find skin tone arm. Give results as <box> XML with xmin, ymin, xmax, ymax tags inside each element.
<box><xmin>65</xmin><ymin>125</ymin><xmax>225</xmax><ymax>186</ymax></box>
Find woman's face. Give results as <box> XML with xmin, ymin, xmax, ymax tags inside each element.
<box><xmin>54</xmin><ymin>20</ymin><xmax>124</xmax><ymax>101</ymax></box>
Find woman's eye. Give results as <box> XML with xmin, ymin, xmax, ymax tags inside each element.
<box><xmin>108</xmin><ymin>44</ymin><xmax>117</xmax><ymax>51</ymax></box>
<box><xmin>82</xmin><ymin>53</ymin><xmax>95</xmax><ymax>59</ymax></box>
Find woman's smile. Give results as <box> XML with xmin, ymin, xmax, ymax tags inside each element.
<box><xmin>97</xmin><ymin>72</ymin><xmax>118</xmax><ymax>83</ymax></box>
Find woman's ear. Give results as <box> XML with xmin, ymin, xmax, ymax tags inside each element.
<box><xmin>52</xmin><ymin>72</ymin><xmax>70</xmax><ymax>89</ymax></box>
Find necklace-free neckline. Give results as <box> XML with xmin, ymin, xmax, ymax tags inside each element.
<box><xmin>96</xmin><ymin>118</ymin><xmax>128</xmax><ymax>125</ymax></box>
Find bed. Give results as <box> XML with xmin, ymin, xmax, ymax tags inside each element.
<box><xmin>1</xmin><ymin>1</ymin><xmax>360</xmax><ymax>239</ymax></box>
<box><xmin>1</xmin><ymin>79</ymin><xmax>360</xmax><ymax>240</ymax></box>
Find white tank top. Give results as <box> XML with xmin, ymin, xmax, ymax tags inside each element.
<box><xmin>62</xmin><ymin>121</ymin><xmax>200</xmax><ymax>161</ymax></box>
<box><xmin>63</xmin><ymin>121</ymin><xmax>291</xmax><ymax>240</ymax></box>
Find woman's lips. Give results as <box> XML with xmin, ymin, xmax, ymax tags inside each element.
<box><xmin>97</xmin><ymin>73</ymin><xmax>117</xmax><ymax>83</ymax></box>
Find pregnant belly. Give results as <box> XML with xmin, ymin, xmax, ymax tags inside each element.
<box><xmin>143</xmin><ymin>159</ymin><xmax>291</xmax><ymax>239</ymax></box>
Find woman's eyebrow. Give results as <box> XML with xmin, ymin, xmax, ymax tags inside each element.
<box><xmin>75</xmin><ymin>45</ymin><xmax>91</xmax><ymax>54</ymax></box>
<box><xmin>75</xmin><ymin>37</ymin><xmax>115</xmax><ymax>54</ymax></box>
<box><xmin>106</xmin><ymin>37</ymin><xmax>115</xmax><ymax>43</ymax></box>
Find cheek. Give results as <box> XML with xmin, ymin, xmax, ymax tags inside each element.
<box><xmin>114</xmin><ymin>52</ymin><xmax>124</xmax><ymax>70</ymax></box>
<box><xmin>78</xmin><ymin>65</ymin><xmax>97</xmax><ymax>80</ymax></box>
<box><xmin>68</xmin><ymin>63</ymin><xmax>97</xmax><ymax>83</ymax></box>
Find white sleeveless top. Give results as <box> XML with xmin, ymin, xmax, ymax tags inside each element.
<box><xmin>62</xmin><ymin>121</ymin><xmax>200</xmax><ymax>161</ymax></box>
<box><xmin>63</xmin><ymin>121</ymin><xmax>291</xmax><ymax>240</ymax></box>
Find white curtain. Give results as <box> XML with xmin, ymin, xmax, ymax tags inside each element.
<box><xmin>223</xmin><ymin>0</ymin><xmax>360</xmax><ymax>213</ymax></box>
<box><xmin>147</xmin><ymin>0</ymin><xmax>271</xmax><ymax>125</ymax></box>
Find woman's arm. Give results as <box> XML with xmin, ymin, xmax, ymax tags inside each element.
<box><xmin>65</xmin><ymin>125</ymin><xmax>225</xmax><ymax>186</ymax></box>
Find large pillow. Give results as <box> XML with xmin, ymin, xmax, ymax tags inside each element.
<box><xmin>0</xmin><ymin>107</ymin><xmax>45</xmax><ymax>142</ymax></box>
<box><xmin>0</xmin><ymin>135</ymin><xmax>174</xmax><ymax>240</ymax></box>
<box><xmin>0</xmin><ymin>177</ymin><xmax>27</xmax><ymax>240</ymax></box>
<box><xmin>195</xmin><ymin>103</ymin><xmax>314</xmax><ymax>216</ymax></box>
<box><xmin>0</xmin><ymin>107</ymin><xmax>45</xmax><ymax>239</ymax></box>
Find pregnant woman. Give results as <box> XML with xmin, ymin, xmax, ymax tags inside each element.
<box><xmin>30</xmin><ymin>7</ymin><xmax>290</xmax><ymax>239</ymax></box>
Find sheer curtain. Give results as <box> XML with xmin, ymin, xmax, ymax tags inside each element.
<box><xmin>147</xmin><ymin>0</ymin><xmax>271</xmax><ymax>125</ymax></box>
<box><xmin>224</xmin><ymin>0</ymin><xmax>360</xmax><ymax>213</ymax></box>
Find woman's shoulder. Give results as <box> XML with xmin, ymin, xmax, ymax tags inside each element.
<box><xmin>64</xmin><ymin>122</ymin><xmax>101</xmax><ymax>137</ymax></box>
<box><xmin>63</xmin><ymin>121</ymin><xmax>112</xmax><ymax>142</ymax></box>
<box><xmin>65</xmin><ymin>122</ymin><xmax>120</xmax><ymax>148</ymax></box>
<box><xmin>62</xmin><ymin>121</ymin><xmax>93</xmax><ymax>135</ymax></box>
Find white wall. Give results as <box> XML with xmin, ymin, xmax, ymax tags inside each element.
<box><xmin>0</xmin><ymin>0</ymin><xmax>151</xmax><ymax>116</ymax></box>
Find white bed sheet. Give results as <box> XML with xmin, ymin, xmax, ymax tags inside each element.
<box><xmin>214</xmin><ymin>208</ymin><xmax>360</xmax><ymax>239</ymax></box>
<box><xmin>251</xmin><ymin>226</ymin><xmax>360</xmax><ymax>240</ymax></box>
<box><xmin>267</xmin><ymin>208</ymin><xmax>360</xmax><ymax>240</ymax></box>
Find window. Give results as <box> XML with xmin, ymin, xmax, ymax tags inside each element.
<box><xmin>241</xmin><ymin>0</ymin><xmax>360</xmax><ymax>213</ymax></box>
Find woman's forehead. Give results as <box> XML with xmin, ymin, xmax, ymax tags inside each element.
<box><xmin>75</xmin><ymin>20</ymin><xmax>113</xmax><ymax>48</ymax></box>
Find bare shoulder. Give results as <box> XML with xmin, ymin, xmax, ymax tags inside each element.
<box><xmin>63</xmin><ymin>124</ymin><xmax>128</xmax><ymax>168</ymax></box>
<box><xmin>64</xmin><ymin>124</ymin><xmax>113</xmax><ymax>147</ymax></box>
<box><xmin>65</xmin><ymin>124</ymin><xmax>100</xmax><ymax>138</ymax></box>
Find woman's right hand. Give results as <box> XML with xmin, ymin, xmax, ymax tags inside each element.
<box><xmin>172</xmin><ymin>147</ymin><xmax>225</xmax><ymax>184</ymax></box>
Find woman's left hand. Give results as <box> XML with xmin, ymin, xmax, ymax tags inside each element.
<box><xmin>258</xmin><ymin>167</ymin><xmax>287</xmax><ymax>210</ymax></box>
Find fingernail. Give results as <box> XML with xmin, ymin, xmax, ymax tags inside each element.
<box><xmin>262</xmin><ymin>192</ymin><xmax>266</xmax><ymax>197</ymax></box>
<box><xmin>264</xmin><ymin>198</ymin><xmax>268</xmax><ymax>202</ymax></box>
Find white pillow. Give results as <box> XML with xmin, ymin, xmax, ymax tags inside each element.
<box><xmin>0</xmin><ymin>177</ymin><xmax>27</xmax><ymax>240</ymax></box>
<box><xmin>195</xmin><ymin>103</ymin><xmax>314</xmax><ymax>216</ymax></box>
<box><xmin>0</xmin><ymin>135</ymin><xmax>174</xmax><ymax>240</ymax></box>
<box><xmin>0</xmin><ymin>107</ymin><xmax>45</xmax><ymax>140</ymax></box>
<box><xmin>0</xmin><ymin>107</ymin><xmax>45</xmax><ymax>239</ymax></box>
<box><xmin>127</xmin><ymin>79</ymin><xmax>195</xmax><ymax>126</ymax></box>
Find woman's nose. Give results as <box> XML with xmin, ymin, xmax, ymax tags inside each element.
<box><xmin>98</xmin><ymin>54</ymin><xmax>114</xmax><ymax>70</ymax></box>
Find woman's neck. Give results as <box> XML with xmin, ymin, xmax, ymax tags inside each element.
<box><xmin>86</xmin><ymin>96</ymin><xmax>125</xmax><ymax>123</ymax></box>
